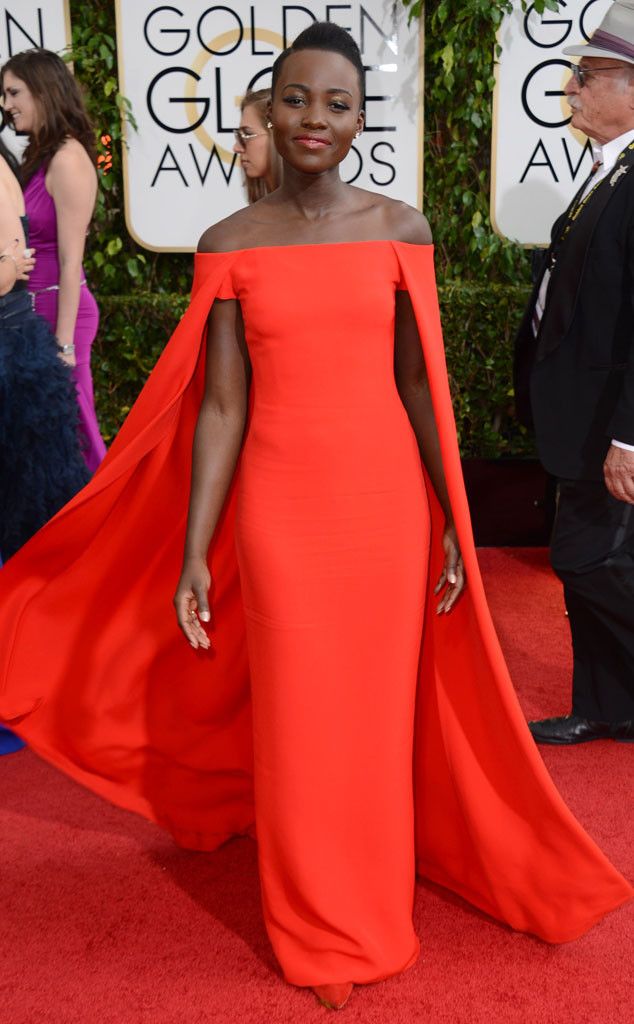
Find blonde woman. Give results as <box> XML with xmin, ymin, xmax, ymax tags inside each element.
<box><xmin>233</xmin><ymin>88</ymin><xmax>281</xmax><ymax>203</ymax></box>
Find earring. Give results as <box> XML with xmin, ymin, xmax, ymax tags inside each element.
<box><xmin>354</xmin><ymin>129</ymin><xmax>362</xmax><ymax>139</ymax></box>
<box><xmin>266</xmin><ymin>119</ymin><xmax>273</xmax><ymax>129</ymax></box>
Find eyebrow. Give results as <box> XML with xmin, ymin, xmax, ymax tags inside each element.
<box><xmin>282</xmin><ymin>82</ymin><xmax>354</xmax><ymax>97</ymax></box>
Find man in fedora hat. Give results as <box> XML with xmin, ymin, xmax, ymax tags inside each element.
<box><xmin>515</xmin><ymin>0</ymin><xmax>634</xmax><ymax>744</ymax></box>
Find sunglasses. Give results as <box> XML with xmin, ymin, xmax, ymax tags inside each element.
<box><xmin>570</xmin><ymin>63</ymin><xmax>630</xmax><ymax>87</ymax></box>
<box><xmin>233</xmin><ymin>128</ymin><xmax>268</xmax><ymax>145</ymax></box>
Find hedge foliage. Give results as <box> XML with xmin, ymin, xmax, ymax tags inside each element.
<box><xmin>94</xmin><ymin>284</ymin><xmax>534</xmax><ymax>457</ymax></box>
<box><xmin>65</xmin><ymin>0</ymin><xmax>558</xmax><ymax>457</ymax></box>
<box><xmin>92</xmin><ymin>294</ymin><xmax>188</xmax><ymax>442</ymax></box>
<box><xmin>415</xmin><ymin>0</ymin><xmax>558</xmax><ymax>284</ymax></box>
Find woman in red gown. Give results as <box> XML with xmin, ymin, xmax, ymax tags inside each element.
<box><xmin>0</xmin><ymin>23</ymin><xmax>630</xmax><ymax>1014</ymax></box>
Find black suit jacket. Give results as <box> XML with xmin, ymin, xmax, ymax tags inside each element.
<box><xmin>514</xmin><ymin>161</ymin><xmax>634</xmax><ymax>480</ymax></box>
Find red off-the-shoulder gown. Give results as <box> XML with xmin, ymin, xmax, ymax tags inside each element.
<box><xmin>0</xmin><ymin>242</ymin><xmax>630</xmax><ymax>986</ymax></box>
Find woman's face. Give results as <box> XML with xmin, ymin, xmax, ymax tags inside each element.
<box><xmin>270</xmin><ymin>48</ymin><xmax>364</xmax><ymax>175</ymax></box>
<box><xmin>233</xmin><ymin>104</ymin><xmax>271</xmax><ymax>180</ymax></box>
<box><xmin>2</xmin><ymin>71</ymin><xmax>39</xmax><ymax>134</ymax></box>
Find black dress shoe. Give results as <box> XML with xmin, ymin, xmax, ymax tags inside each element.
<box><xmin>528</xmin><ymin>714</ymin><xmax>634</xmax><ymax>745</ymax></box>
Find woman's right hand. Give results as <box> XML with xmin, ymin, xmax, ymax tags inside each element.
<box><xmin>174</xmin><ymin>556</ymin><xmax>212</xmax><ymax>650</ymax></box>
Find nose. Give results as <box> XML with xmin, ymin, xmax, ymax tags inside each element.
<box><xmin>564</xmin><ymin>71</ymin><xmax>579</xmax><ymax>96</ymax></box>
<box><xmin>233</xmin><ymin>138</ymin><xmax>245</xmax><ymax>154</ymax></box>
<box><xmin>301</xmin><ymin>106</ymin><xmax>328</xmax><ymax>129</ymax></box>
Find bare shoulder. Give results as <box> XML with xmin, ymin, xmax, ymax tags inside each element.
<box><xmin>49</xmin><ymin>137</ymin><xmax>95</xmax><ymax>176</ymax></box>
<box><xmin>197</xmin><ymin>206</ymin><xmax>258</xmax><ymax>253</ymax></box>
<box><xmin>349</xmin><ymin>188</ymin><xmax>432</xmax><ymax>244</ymax></box>
<box><xmin>47</xmin><ymin>140</ymin><xmax>97</xmax><ymax>208</ymax></box>
<box><xmin>383</xmin><ymin>197</ymin><xmax>432</xmax><ymax>245</ymax></box>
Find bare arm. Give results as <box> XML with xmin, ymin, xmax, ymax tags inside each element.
<box><xmin>174</xmin><ymin>295</ymin><xmax>250</xmax><ymax>648</ymax></box>
<box><xmin>394</xmin><ymin>290</ymin><xmax>465</xmax><ymax>613</ymax></box>
<box><xmin>386</xmin><ymin>202</ymin><xmax>464</xmax><ymax>612</ymax></box>
<box><xmin>46</xmin><ymin>141</ymin><xmax>97</xmax><ymax>364</ymax></box>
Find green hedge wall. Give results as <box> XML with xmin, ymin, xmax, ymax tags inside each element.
<box><xmin>93</xmin><ymin>294</ymin><xmax>188</xmax><ymax>441</ymax></box>
<box><xmin>93</xmin><ymin>284</ymin><xmax>534</xmax><ymax>458</ymax></box>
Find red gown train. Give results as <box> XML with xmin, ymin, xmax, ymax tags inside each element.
<box><xmin>0</xmin><ymin>242</ymin><xmax>630</xmax><ymax>986</ymax></box>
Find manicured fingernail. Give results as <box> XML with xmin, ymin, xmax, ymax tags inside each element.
<box><xmin>200</xmin><ymin>611</ymin><xmax>210</xmax><ymax>622</ymax></box>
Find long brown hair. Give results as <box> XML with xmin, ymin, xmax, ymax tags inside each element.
<box><xmin>1</xmin><ymin>48</ymin><xmax>95</xmax><ymax>183</ymax></box>
<box><xmin>240</xmin><ymin>88</ymin><xmax>281</xmax><ymax>204</ymax></box>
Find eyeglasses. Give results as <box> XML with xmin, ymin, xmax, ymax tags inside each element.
<box><xmin>233</xmin><ymin>128</ymin><xmax>268</xmax><ymax>145</ymax></box>
<box><xmin>570</xmin><ymin>63</ymin><xmax>629</xmax><ymax>87</ymax></box>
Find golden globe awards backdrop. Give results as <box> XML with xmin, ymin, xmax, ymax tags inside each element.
<box><xmin>492</xmin><ymin>0</ymin><xmax>611</xmax><ymax>246</ymax></box>
<box><xmin>0</xmin><ymin>1</ymin><xmax>72</xmax><ymax>161</ymax></box>
<box><xmin>115</xmin><ymin>1</ymin><xmax>424</xmax><ymax>252</ymax></box>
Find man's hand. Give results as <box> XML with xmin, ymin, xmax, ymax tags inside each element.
<box><xmin>604</xmin><ymin>444</ymin><xmax>634</xmax><ymax>504</ymax></box>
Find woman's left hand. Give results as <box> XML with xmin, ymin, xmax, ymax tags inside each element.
<box><xmin>1</xmin><ymin>240</ymin><xmax>35</xmax><ymax>280</ymax></box>
<box><xmin>434</xmin><ymin>522</ymin><xmax>465</xmax><ymax>614</ymax></box>
<box><xmin>18</xmin><ymin>246</ymin><xmax>36</xmax><ymax>280</ymax></box>
<box><xmin>56</xmin><ymin>342</ymin><xmax>76</xmax><ymax>368</ymax></box>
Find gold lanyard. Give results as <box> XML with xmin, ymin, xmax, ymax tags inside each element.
<box><xmin>550</xmin><ymin>140</ymin><xmax>634</xmax><ymax>269</ymax></box>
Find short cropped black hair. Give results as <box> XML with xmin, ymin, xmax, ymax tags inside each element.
<box><xmin>271</xmin><ymin>21</ymin><xmax>365</xmax><ymax>107</ymax></box>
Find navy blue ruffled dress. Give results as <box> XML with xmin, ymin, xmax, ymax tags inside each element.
<box><xmin>0</xmin><ymin>217</ymin><xmax>89</xmax><ymax>562</ymax></box>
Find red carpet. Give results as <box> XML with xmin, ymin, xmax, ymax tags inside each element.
<box><xmin>0</xmin><ymin>549</ymin><xmax>631</xmax><ymax>1023</ymax></box>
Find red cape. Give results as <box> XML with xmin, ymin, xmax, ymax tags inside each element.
<box><xmin>1</xmin><ymin>244</ymin><xmax>630</xmax><ymax>941</ymax></box>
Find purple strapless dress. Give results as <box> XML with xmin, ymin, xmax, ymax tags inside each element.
<box><xmin>24</xmin><ymin>165</ymin><xmax>106</xmax><ymax>472</ymax></box>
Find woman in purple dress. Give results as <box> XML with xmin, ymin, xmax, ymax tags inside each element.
<box><xmin>2</xmin><ymin>48</ymin><xmax>106</xmax><ymax>472</ymax></box>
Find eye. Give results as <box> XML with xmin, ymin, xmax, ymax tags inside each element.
<box><xmin>330</xmin><ymin>101</ymin><xmax>350</xmax><ymax>112</ymax></box>
<box><xmin>283</xmin><ymin>94</ymin><xmax>305</xmax><ymax>106</ymax></box>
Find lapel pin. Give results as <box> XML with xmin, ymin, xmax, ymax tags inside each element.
<box><xmin>610</xmin><ymin>165</ymin><xmax>629</xmax><ymax>186</ymax></box>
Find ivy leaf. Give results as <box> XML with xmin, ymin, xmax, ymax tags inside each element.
<box><xmin>440</xmin><ymin>42</ymin><xmax>454</xmax><ymax>76</ymax></box>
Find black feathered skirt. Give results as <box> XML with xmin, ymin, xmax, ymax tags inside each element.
<box><xmin>0</xmin><ymin>288</ymin><xmax>90</xmax><ymax>561</ymax></box>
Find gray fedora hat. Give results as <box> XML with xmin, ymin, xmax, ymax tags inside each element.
<box><xmin>563</xmin><ymin>0</ymin><xmax>634</xmax><ymax>64</ymax></box>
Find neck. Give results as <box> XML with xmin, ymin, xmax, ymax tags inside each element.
<box><xmin>593</xmin><ymin>124</ymin><xmax>634</xmax><ymax>147</ymax></box>
<box><xmin>277</xmin><ymin>164</ymin><xmax>348</xmax><ymax>220</ymax></box>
